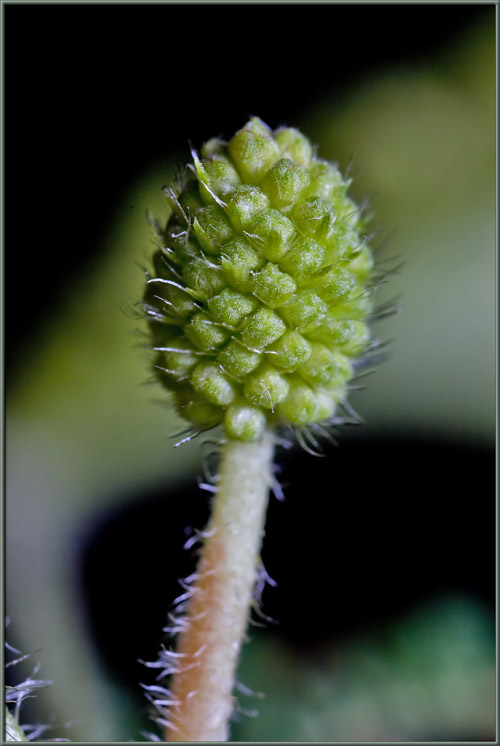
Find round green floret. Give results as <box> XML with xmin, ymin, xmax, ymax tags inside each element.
<box><xmin>144</xmin><ymin>117</ymin><xmax>375</xmax><ymax>441</ymax></box>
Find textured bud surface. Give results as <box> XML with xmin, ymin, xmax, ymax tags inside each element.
<box><xmin>144</xmin><ymin>118</ymin><xmax>375</xmax><ymax>441</ymax></box>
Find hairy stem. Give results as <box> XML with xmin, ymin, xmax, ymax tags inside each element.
<box><xmin>5</xmin><ymin>708</ymin><xmax>28</xmax><ymax>742</ymax></box>
<box><xmin>165</xmin><ymin>430</ymin><xmax>275</xmax><ymax>741</ymax></box>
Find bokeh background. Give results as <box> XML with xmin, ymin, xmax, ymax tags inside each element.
<box><xmin>5</xmin><ymin>3</ymin><xmax>496</xmax><ymax>742</ymax></box>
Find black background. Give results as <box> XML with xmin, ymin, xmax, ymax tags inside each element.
<box><xmin>4</xmin><ymin>2</ymin><xmax>494</xmax><ymax>377</ymax></box>
<box><xmin>80</xmin><ymin>435</ymin><xmax>495</xmax><ymax>700</ymax></box>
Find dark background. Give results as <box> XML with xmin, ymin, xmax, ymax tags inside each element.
<box><xmin>80</xmin><ymin>435</ymin><xmax>495</xmax><ymax>700</ymax></box>
<box><xmin>4</xmin><ymin>2</ymin><xmax>494</xmax><ymax>377</ymax></box>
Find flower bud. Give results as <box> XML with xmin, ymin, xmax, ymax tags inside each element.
<box><xmin>143</xmin><ymin>118</ymin><xmax>376</xmax><ymax>440</ymax></box>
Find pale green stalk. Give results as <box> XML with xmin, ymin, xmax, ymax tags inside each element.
<box><xmin>5</xmin><ymin>708</ymin><xmax>28</xmax><ymax>742</ymax></box>
<box><xmin>166</xmin><ymin>430</ymin><xmax>275</xmax><ymax>741</ymax></box>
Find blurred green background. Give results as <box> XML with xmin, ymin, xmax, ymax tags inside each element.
<box><xmin>5</xmin><ymin>5</ymin><xmax>495</xmax><ymax>742</ymax></box>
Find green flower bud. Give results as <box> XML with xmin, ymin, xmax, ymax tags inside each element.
<box><xmin>145</xmin><ymin>278</ymin><xmax>197</xmax><ymax>320</ymax></box>
<box><xmin>304</xmin><ymin>159</ymin><xmax>345</xmax><ymax>201</ymax></box>
<box><xmin>198</xmin><ymin>155</ymin><xmax>241</xmax><ymax>202</ymax></box>
<box><xmin>143</xmin><ymin>118</ymin><xmax>377</xmax><ymax>440</ymax></box>
<box><xmin>249</xmin><ymin>208</ymin><xmax>295</xmax><ymax>262</ymax></box>
<box><xmin>164</xmin><ymin>223</ymin><xmax>198</xmax><ymax>264</ymax></box>
<box><xmin>191</xmin><ymin>361</ymin><xmax>236</xmax><ymax>407</ymax></box>
<box><xmin>174</xmin><ymin>385</ymin><xmax>224</xmax><ymax>428</ymax></box>
<box><xmin>276</xmin><ymin>378</ymin><xmax>321</xmax><ymax>426</ymax></box>
<box><xmin>314</xmin><ymin>389</ymin><xmax>336</xmax><ymax>422</ymax></box>
<box><xmin>278</xmin><ymin>237</ymin><xmax>326</xmax><ymax>283</ymax></box>
<box><xmin>348</xmin><ymin>245</ymin><xmax>375</xmax><ymax>281</ymax></box>
<box><xmin>278</xmin><ymin>291</ymin><xmax>328</xmax><ymax>330</ymax></box>
<box><xmin>154</xmin><ymin>342</ymin><xmax>199</xmax><ymax>381</ymax></box>
<box><xmin>181</xmin><ymin>258</ymin><xmax>227</xmax><ymax>301</ymax></box>
<box><xmin>292</xmin><ymin>197</ymin><xmax>337</xmax><ymax>244</ymax></box>
<box><xmin>185</xmin><ymin>311</ymin><xmax>230</xmax><ymax>350</ymax></box>
<box><xmin>341</xmin><ymin>320</ymin><xmax>371</xmax><ymax>355</ymax></box>
<box><xmin>225</xmin><ymin>185</ymin><xmax>270</xmax><ymax>232</ymax></box>
<box><xmin>178</xmin><ymin>180</ymin><xmax>205</xmax><ymax>214</ymax></box>
<box><xmin>266</xmin><ymin>330</ymin><xmax>311</xmax><ymax>371</ymax></box>
<box><xmin>217</xmin><ymin>338</ymin><xmax>262</xmax><ymax>379</ymax></box>
<box><xmin>298</xmin><ymin>343</ymin><xmax>352</xmax><ymax>388</ymax></box>
<box><xmin>274</xmin><ymin>126</ymin><xmax>313</xmax><ymax>166</ymax></box>
<box><xmin>207</xmin><ymin>287</ymin><xmax>258</xmax><ymax>327</ymax></box>
<box><xmin>252</xmin><ymin>262</ymin><xmax>296</xmax><ymax>308</ymax></box>
<box><xmin>308</xmin><ymin>319</ymin><xmax>370</xmax><ymax>358</ymax></box>
<box><xmin>331</xmin><ymin>293</ymin><xmax>373</xmax><ymax>321</ymax></box>
<box><xmin>224</xmin><ymin>400</ymin><xmax>266</xmax><ymax>442</ymax></box>
<box><xmin>241</xmin><ymin>306</ymin><xmax>287</xmax><ymax>350</ymax></box>
<box><xmin>243</xmin><ymin>363</ymin><xmax>289</xmax><ymax>409</ymax></box>
<box><xmin>228</xmin><ymin>117</ymin><xmax>280</xmax><ymax>185</ymax></box>
<box><xmin>315</xmin><ymin>267</ymin><xmax>356</xmax><ymax>304</ymax></box>
<box><xmin>262</xmin><ymin>158</ymin><xmax>310</xmax><ymax>209</ymax></box>
<box><xmin>193</xmin><ymin>205</ymin><xmax>236</xmax><ymax>255</ymax></box>
<box><xmin>220</xmin><ymin>237</ymin><xmax>265</xmax><ymax>293</ymax></box>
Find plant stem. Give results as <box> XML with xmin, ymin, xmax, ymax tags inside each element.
<box><xmin>5</xmin><ymin>708</ymin><xmax>28</xmax><ymax>742</ymax></box>
<box><xmin>165</xmin><ymin>429</ymin><xmax>275</xmax><ymax>741</ymax></box>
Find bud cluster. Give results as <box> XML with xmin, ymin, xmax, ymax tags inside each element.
<box><xmin>143</xmin><ymin>118</ymin><xmax>374</xmax><ymax>441</ymax></box>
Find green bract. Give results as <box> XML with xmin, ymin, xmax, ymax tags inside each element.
<box><xmin>144</xmin><ymin>118</ymin><xmax>374</xmax><ymax>441</ymax></box>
